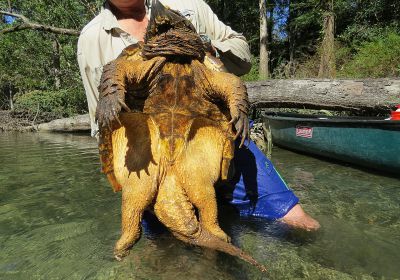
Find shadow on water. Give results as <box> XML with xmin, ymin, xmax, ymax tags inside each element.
<box><xmin>0</xmin><ymin>132</ymin><xmax>399</xmax><ymax>279</ymax></box>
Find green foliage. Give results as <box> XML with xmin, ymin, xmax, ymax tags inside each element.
<box><xmin>339</xmin><ymin>24</ymin><xmax>399</xmax><ymax>54</ymax></box>
<box><xmin>292</xmin><ymin>54</ymin><xmax>320</xmax><ymax>78</ymax></box>
<box><xmin>206</xmin><ymin>0</ymin><xmax>259</xmax><ymax>54</ymax></box>
<box><xmin>14</xmin><ymin>89</ymin><xmax>87</xmax><ymax>119</ymax></box>
<box><xmin>0</xmin><ymin>0</ymin><xmax>102</xmax><ymax>112</ymax></box>
<box><xmin>293</xmin><ymin>41</ymin><xmax>350</xmax><ymax>78</ymax></box>
<box><xmin>279</xmin><ymin>32</ymin><xmax>400</xmax><ymax>79</ymax></box>
<box><xmin>242</xmin><ymin>57</ymin><xmax>260</xmax><ymax>81</ymax></box>
<box><xmin>1</xmin><ymin>0</ymin><xmax>399</xmax><ymax>112</ymax></box>
<box><xmin>339</xmin><ymin>33</ymin><xmax>400</xmax><ymax>78</ymax></box>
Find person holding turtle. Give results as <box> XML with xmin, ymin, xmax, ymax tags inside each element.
<box><xmin>77</xmin><ymin>0</ymin><xmax>320</xmax><ymax>231</ymax></box>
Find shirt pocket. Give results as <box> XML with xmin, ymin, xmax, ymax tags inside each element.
<box><xmin>180</xmin><ymin>8</ymin><xmax>201</xmax><ymax>32</ymax></box>
<box><xmin>180</xmin><ymin>8</ymin><xmax>195</xmax><ymax>21</ymax></box>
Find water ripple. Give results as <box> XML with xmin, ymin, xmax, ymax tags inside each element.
<box><xmin>1</xmin><ymin>132</ymin><xmax>399</xmax><ymax>279</ymax></box>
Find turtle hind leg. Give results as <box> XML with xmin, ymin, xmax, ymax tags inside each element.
<box><xmin>114</xmin><ymin>183</ymin><xmax>157</xmax><ymax>260</ymax></box>
<box><xmin>154</xmin><ymin>174</ymin><xmax>266</xmax><ymax>272</ymax></box>
<box><xmin>180</xmin><ymin>123</ymin><xmax>233</xmax><ymax>242</ymax></box>
<box><xmin>114</xmin><ymin>199</ymin><xmax>142</xmax><ymax>260</ymax></box>
<box><xmin>178</xmin><ymin>176</ymin><xmax>230</xmax><ymax>243</ymax></box>
<box><xmin>111</xmin><ymin>119</ymin><xmax>159</xmax><ymax>260</ymax></box>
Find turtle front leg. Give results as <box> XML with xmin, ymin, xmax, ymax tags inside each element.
<box><xmin>96</xmin><ymin>45</ymin><xmax>166</xmax><ymax>130</ymax></box>
<box><xmin>193</xmin><ymin>60</ymin><xmax>250</xmax><ymax>147</ymax></box>
<box><xmin>96</xmin><ymin>61</ymin><xmax>131</xmax><ymax>130</ymax></box>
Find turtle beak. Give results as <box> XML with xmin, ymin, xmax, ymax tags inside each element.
<box><xmin>144</xmin><ymin>0</ymin><xmax>196</xmax><ymax>43</ymax></box>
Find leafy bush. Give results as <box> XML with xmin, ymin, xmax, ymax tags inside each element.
<box><xmin>338</xmin><ymin>24</ymin><xmax>392</xmax><ymax>50</ymax></box>
<box><xmin>14</xmin><ymin>89</ymin><xmax>87</xmax><ymax>121</ymax></box>
<box><xmin>338</xmin><ymin>32</ymin><xmax>400</xmax><ymax>78</ymax></box>
<box><xmin>242</xmin><ymin>56</ymin><xmax>260</xmax><ymax>81</ymax></box>
<box><xmin>279</xmin><ymin>33</ymin><xmax>400</xmax><ymax>78</ymax></box>
<box><xmin>292</xmin><ymin>55</ymin><xmax>320</xmax><ymax>78</ymax></box>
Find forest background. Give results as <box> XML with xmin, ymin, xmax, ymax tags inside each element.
<box><xmin>0</xmin><ymin>0</ymin><xmax>399</xmax><ymax>122</ymax></box>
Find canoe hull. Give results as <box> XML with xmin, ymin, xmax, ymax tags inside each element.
<box><xmin>264</xmin><ymin>113</ymin><xmax>400</xmax><ymax>174</ymax></box>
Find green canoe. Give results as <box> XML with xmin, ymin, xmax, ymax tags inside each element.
<box><xmin>263</xmin><ymin>112</ymin><xmax>400</xmax><ymax>174</ymax></box>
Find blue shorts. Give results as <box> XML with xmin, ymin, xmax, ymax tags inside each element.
<box><xmin>217</xmin><ymin>139</ymin><xmax>299</xmax><ymax>220</ymax></box>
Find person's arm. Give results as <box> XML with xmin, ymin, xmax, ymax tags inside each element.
<box><xmin>77</xmin><ymin>34</ymin><xmax>100</xmax><ymax>137</ymax></box>
<box><xmin>195</xmin><ymin>0</ymin><xmax>252</xmax><ymax>76</ymax></box>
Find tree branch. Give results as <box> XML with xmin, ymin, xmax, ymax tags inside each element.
<box><xmin>1</xmin><ymin>10</ymin><xmax>29</xmax><ymax>21</ymax></box>
<box><xmin>0</xmin><ymin>10</ymin><xmax>80</xmax><ymax>35</ymax></box>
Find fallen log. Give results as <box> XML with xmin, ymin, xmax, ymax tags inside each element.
<box><xmin>246</xmin><ymin>79</ymin><xmax>400</xmax><ymax>114</ymax></box>
<box><xmin>36</xmin><ymin>114</ymin><xmax>90</xmax><ymax>132</ymax></box>
<box><xmin>33</xmin><ymin>79</ymin><xmax>400</xmax><ymax>133</ymax></box>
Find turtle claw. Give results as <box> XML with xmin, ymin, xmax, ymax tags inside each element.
<box><xmin>96</xmin><ymin>93</ymin><xmax>130</xmax><ymax>130</ymax></box>
<box><xmin>230</xmin><ymin>109</ymin><xmax>249</xmax><ymax>148</ymax></box>
<box><xmin>114</xmin><ymin>248</ymin><xmax>130</xmax><ymax>261</ymax></box>
<box><xmin>119</xmin><ymin>99</ymin><xmax>131</xmax><ymax>112</ymax></box>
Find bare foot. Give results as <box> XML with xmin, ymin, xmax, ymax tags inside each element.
<box><xmin>280</xmin><ymin>204</ymin><xmax>320</xmax><ymax>231</ymax></box>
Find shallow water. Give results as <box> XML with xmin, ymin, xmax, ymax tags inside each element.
<box><xmin>0</xmin><ymin>132</ymin><xmax>399</xmax><ymax>280</ymax></box>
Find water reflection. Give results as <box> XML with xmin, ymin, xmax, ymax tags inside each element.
<box><xmin>0</xmin><ymin>132</ymin><xmax>399</xmax><ymax>279</ymax></box>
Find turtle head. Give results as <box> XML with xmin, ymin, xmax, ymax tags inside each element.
<box><xmin>145</xmin><ymin>0</ymin><xmax>197</xmax><ymax>43</ymax></box>
<box><xmin>142</xmin><ymin>0</ymin><xmax>205</xmax><ymax>61</ymax></box>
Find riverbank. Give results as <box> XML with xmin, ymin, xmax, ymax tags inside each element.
<box><xmin>0</xmin><ymin>110</ymin><xmax>34</xmax><ymax>132</ymax></box>
<box><xmin>0</xmin><ymin>110</ymin><xmax>91</xmax><ymax>133</ymax></box>
<box><xmin>0</xmin><ymin>111</ymin><xmax>268</xmax><ymax>153</ymax></box>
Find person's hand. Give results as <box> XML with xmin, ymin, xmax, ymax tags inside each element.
<box><xmin>200</xmin><ymin>34</ymin><xmax>219</xmax><ymax>57</ymax></box>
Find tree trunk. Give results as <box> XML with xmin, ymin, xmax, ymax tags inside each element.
<box><xmin>318</xmin><ymin>0</ymin><xmax>335</xmax><ymax>78</ymax></box>
<box><xmin>259</xmin><ymin>0</ymin><xmax>269</xmax><ymax>79</ymax></box>
<box><xmin>246</xmin><ymin>79</ymin><xmax>400</xmax><ymax>114</ymax></box>
<box><xmin>218</xmin><ymin>0</ymin><xmax>225</xmax><ymax>22</ymax></box>
<box><xmin>288</xmin><ymin>0</ymin><xmax>295</xmax><ymax>64</ymax></box>
<box><xmin>52</xmin><ymin>38</ymin><xmax>61</xmax><ymax>89</ymax></box>
<box><xmin>8</xmin><ymin>85</ymin><xmax>14</xmax><ymax>111</ymax></box>
<box><xmin>267</xmin><ymin>0</ymin><xmax>274</xmax><ymax>48</ymax></box>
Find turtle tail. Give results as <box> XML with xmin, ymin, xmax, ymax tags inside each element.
<box><xmin>173</xmin><ymin>229</ymin><xmax>267</xmax><ymax>272</ymax></box>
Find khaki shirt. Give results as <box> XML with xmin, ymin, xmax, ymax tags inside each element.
<box><xmin>77</xmin><ymin>0</ymin><xmax>251</xmax><ymax>137</ymax></box>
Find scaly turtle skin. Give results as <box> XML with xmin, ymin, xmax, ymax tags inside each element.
<box><xmin>95</xmin><ymin>0</ymin><xmax>265</xmax><ymax>272</ymax></box>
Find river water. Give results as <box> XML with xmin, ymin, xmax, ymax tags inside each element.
<box><xmin>0</xmin><ymin>132</ymin><xmax>399</xmax><ymax>280</ymax></box>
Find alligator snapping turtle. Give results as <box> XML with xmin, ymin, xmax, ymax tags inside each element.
<box><xmin>95</xmin><ymin>0</ymin><xmax>265</xmax><ymax>272</ymax></box>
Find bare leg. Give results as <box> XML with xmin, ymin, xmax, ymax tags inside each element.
<box><xmin>280</xmin><ymin>204</ymin><xmax>320</xmax><ymax>231</ymax></box>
